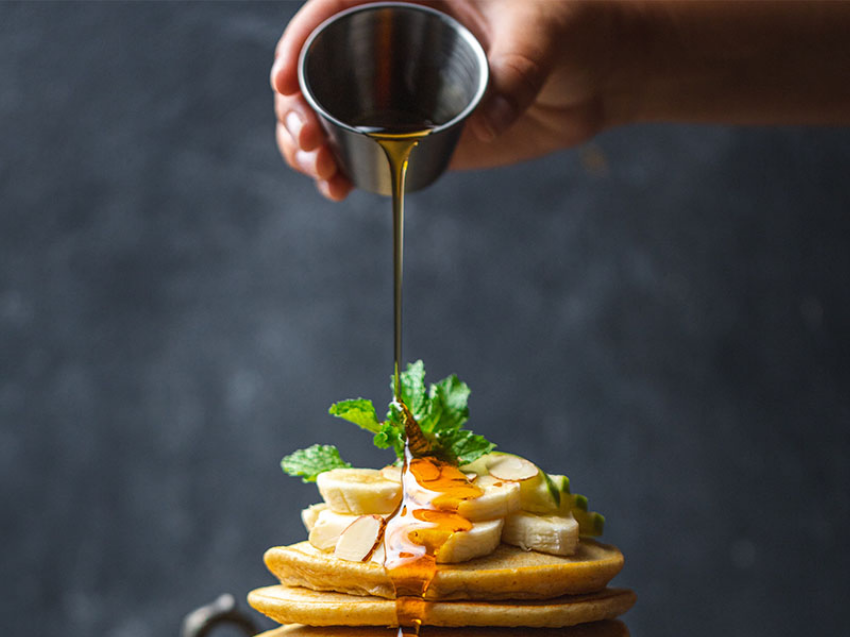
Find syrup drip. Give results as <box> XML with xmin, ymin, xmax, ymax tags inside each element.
<box><xmin>355</xmin><ymin>108</ymin><xmax>453</xmax><ymax>636</ymax></box>
<box><xmin>354</xmin><ymin>112</ymin><xmax>434</xmax><ymax>402</ymax></box>
<box><xmin>383</xmin><ymin>435</ymin><xmax>483</xmax><ymax>636</ymax></box>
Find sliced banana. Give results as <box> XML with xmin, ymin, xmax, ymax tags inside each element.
<box><xmin>317</xmin><ymin>468</ymin><xmax>402</xmax><ymax>515</ymax></box>
<box><xmin>459</xmin><ymin>455</ymin><xmax>492</xmax><ymax>477</ymax></box>
<box><xmin>461</xmin><ymin>452</ymin><xmax>538</xmax><ymax>478</ymax></box>
<box><xmin>571</xmin><ymin>507</ymin><xmax>606</xmax><ymax>537</ymax></box>
<box><xmin>520</xmin><ymin>472</ymin><xmax>562</xmax><ymax>514</ymax></box>
<box><xmin>308</xmin><ymin>508</ymin><xmax>360</xmax><ymax>551</ymax></box>
<box><xmin>501</xmin><ymin>510</ymin><xmax>579</xmax><ymax>556</ymax></box>
<box><xmin>301</xmin><ymin>502</ymin><xmax>327</xmax><ymax>533</ymax></box>
<box><xmin>380</xmin><ymin>464</ymin><xmax>402</xmax><ymax>482</ymax></box>
<box><xmin>308</xmin><ymin>507</ymin><xmax>395</xmax><ymax>554</ymax></box>
<box><xmin>435</xmin><ymin>518</ymin><xmax>504</xmax><ymax>563</ymax></box>
<box><xmin>553</xmin><ymin>482</ymin><xmax>605</xmax><ymax>537</ymax></box>
<box><xmin>456</xmin><ymin>474</ymin><xmax>521</xmax><ymax>522</ymax></box>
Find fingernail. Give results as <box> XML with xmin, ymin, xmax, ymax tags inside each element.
<box><xmin>285</xmin><ymin>111</ymin><xmax>303</xmax><ymax>144</ymax></box>
<box><xmin>315</xmin><ymin>149</ymin><xmax>337</xmax><ymax>181</ymax></box>
<box><xmin>295</xmin><ymin>150</ymin><xmax>313</xmax><ymax>175</ymax></box>
<box><xmin>482</xmin><ymin>95</ymin><xmax>516</xmax><ymax>140</ymax></box>
<box><xmin>317</xmin><ymin>179</ymin><xmax>333</xmax><ymax>199</ymax></box>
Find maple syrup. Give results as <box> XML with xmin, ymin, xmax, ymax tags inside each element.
<box><xmin>353</xmin><ymin>111</ymin><xmax>434</xmax><ymax>400</ymax></box>
<box><xmin>355</xmin><ymin>111</ymin><xmax>480</xmax><ymax>636</ymax></box>
<box><xmin>383</xmin><ymin>444</ymin><xmax>483</xmax><ymax>636</ymax></box>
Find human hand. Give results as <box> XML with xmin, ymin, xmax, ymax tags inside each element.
<box><xmin>270</xmin><ymin>0</ymin><xmax>626</xmax><ymax>201</ymax></box>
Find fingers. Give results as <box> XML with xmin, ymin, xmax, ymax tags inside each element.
<box><xmin>273</xmin><ymin>92</ymin><xmax>324</xmax><ymax>152</ymax></box>
<box><xmin>274</xmin><ymin>92</ymin><xmax>353</xmax><ymax>201</ymax></box>
<box><xmin>276</xmin><ymin>122</ymin><xmax>352</xmax><ymax>201</ymax></box>
<box><xmin>272</xmin><ymin>0</ymin><xmax>370</xmax><ymax>200</ymax></box>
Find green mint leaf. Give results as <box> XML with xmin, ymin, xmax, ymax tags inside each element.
<box><xmin>373</xmin><ymin>421</ymin><xmax>405</xmax><ymax>458</ymax></box>
<box><xmin>418</xmin><ymin>394</ymin><xmax>443</xmax><ymax>433</ymax></box>
<box><xmin>392</xmin><ymin>360</ymin><xmax>428</xmax><ymax>420</ymax></box>
<box><xmin>329</xmin><ymin>399</ymin><xmax>380</xmax><ymax>433</ymax></box>
<box><xmin>434</xmin><ymin>428</ymin><xmax>495</xmax><ymax>465</ymax></box>
<box><xmin>429</xmin><ymin>375</ymin><xmax>470</xmax><ymax>432</ymax></box>
<box><xmin>281</xmin><ymin>444</ymin><xmax>351</xmax><ymax>483</ymax></box>
<box><xmin>322</xmin><ymin>362</ymin><xmax>495</xmax><ymax>466</ymax></box>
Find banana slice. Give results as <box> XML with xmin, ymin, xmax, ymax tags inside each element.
<box><xmin>309</xmin><ymin>508</ymin><xmax>394</xmax><ymax>554</ymax></box>
<box><xmin>501</xmin><ymin>510</ymin><xmax>579</xmax><ymax>556</ymax></box>
<box><xmin>520</xmin><ymin>472</ymin><xmax>563</xmax><ymax>514</ymax></box>
<box><xmin>571</xmin><ymin>507</ymin><xmax>606</xmax><ymax>537</ymax></box>
<box><xmin>380</xmin><ymin>464</ymin><xmax>402</xmax><ymax>482</ymax></box>
<box><xmin>461</xmin><ymin>452</ymin><xmax>538</xmax><ymax>479</ymax></box>
<box><xmin>435</xmin><ymin>518</ymin><xmax>504</xmax><ymax>563</ymax></box>
<box><xmin>317</xmin><ymin>468</ymin><xmax>402</xmax><ymax>515</ymax></box>
<box><xmin>456</xmin><ymin>475</ymin><xmax>521</xmax><ymax>522</ymax></box>
<box><xmin>308</xmin><ymin>509</ymin><xmax>361</xmax><ymax>551</ymax></box>
<box><xmin>301</xmin><ymin>503</ymin><xmax>327</xmax><ymax>533</ymax></box>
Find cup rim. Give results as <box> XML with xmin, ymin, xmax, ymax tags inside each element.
<box><xmin>297</xmin><ymin>1</ymin><xmax>489</xmax><ymax>136</ymax></box>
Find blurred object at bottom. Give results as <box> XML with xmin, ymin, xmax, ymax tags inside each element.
<box><xmin>182</xmin><ymin>594</ymin><xmax>258</xmax><ymax>637</ymax></box>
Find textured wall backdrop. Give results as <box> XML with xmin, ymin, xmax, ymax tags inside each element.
<box><xmin>2</xmin><ymin>2</ymin><xmax>849</xmax><ymax>637</ymax></box>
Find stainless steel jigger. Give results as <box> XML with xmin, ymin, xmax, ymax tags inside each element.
<box><xmin>298</xmin><ymin>2</ymin><xmax>489</xmax><ymax>195</ymax></box>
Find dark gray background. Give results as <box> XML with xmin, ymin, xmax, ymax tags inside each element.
<box><xmin>2</xmin><ymin>2</ymin><xmax>848</xmax><ymax>636</ymax></box>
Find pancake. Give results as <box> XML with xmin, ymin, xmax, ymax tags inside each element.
<box><xmin>264</xmin><ymin>540</ymin><xmax>624</xmax><ymax>601</ymax></box>
<box><xmin>255</xmin><ymin>619</ymin><xmax>629</xmax><ymax>636</ymax></box>
<box><xmin>249</xmin><ymin>585</ymin><xmax>636</xmax><ymax>628</ymax></box>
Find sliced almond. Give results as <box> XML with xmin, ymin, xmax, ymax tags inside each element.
<box><xmin>308</xmin><ymin>509</ymin><xmax>360</xmax><ymax>551</ymax></box>
<box><xmin>380</xmin><ymin>464</ymin><xmax>402</xmax><ymax>483</ymax></box>
<box><xmin>334</xmin><ymin>514</ymin><xmax>384</xmax><ymax>562</ymax></box>
<box><xmin>488</xmin><ymin>455</ymin><xmax>539</xmax><ymax>481</ymax></box>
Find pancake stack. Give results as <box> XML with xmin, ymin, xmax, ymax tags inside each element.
<box><xmin>255</xmin><ymin>369</ymin><xmax>635</xmax><ymax>635</ymax></box>
<box><xmin>248</xmin><ymin>537</ymin><xmax>635</xmax><ymax>632</ymax></box>
<box><xmin>255</xmin><ymin>622</ymin><xmax>631</xmax><ymax>637</ymax></box>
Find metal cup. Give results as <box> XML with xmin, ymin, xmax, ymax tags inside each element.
<box><xmin>298</xmin><ymin>2</ymin><xmax>489</xmax><ymax>195</ymax></box>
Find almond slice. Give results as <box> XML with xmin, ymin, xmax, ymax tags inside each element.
<box><xmin>488</xmin><ymin>455</ymin><xmax>539</xmax><ymax>481</ymax></box>
<box><xmin>334</xmin><ymin>514</ymin><xmax>384</xmax><ymax>562</ymax></box>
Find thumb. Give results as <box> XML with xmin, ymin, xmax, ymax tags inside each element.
<box><xmin>472</xmin><ymin>8</ymin><xmax>555</xmax><ymax>142</ymax></box>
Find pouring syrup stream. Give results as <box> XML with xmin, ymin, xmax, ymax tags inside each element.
<box><xmin>357</xmin><ymin>115</ymin><xmax>480</xmax><ymax>636</ymax></box>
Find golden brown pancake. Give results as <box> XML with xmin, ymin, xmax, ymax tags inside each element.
<box><xmin>264</xmin><ymin>540</ymin><xmax>624</xmax><ymax>601</ymax></box>
<box><xmin>249</xmin><ymin>585</ymin><xmax>635</xmax><ymax>628</ymax></box>
<box><xmin>256</xmin><ymin>620</ymin><xmax>629</xmax><ymax>636</ymax></box>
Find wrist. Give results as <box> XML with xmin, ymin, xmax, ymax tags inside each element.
<box><xmin>596</xmin><ymin>1</ymin><xmax>850</xmax><ymax>128</ymax></box>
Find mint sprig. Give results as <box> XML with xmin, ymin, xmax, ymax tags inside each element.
<box><xmin>282</xmin><ymin>362</ymin><xmax>496</xmax><ymax>481</ymax></box>
<box><xmin>347</xmin><ymin>361</ymin><xmax>494</xmax><ymax>464</ymax></box>
<box><xmin>328</xmin><ymin>399</ymin><xmax>380</xmax><ymax>433</ymax></box>
<box><xmin>281</xmin><ymin>444</ymin><xmax>351</xmax><ymax>482</ymax></box>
